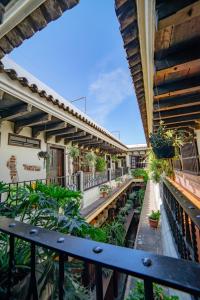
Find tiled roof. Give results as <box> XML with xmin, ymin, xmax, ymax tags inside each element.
<box><xmin>0</xmin><ymin>58</ymin><xmax>128</xmax><ymax>150</ymax></box>
<box><xmin>115</xmin><ymin>0</ymin><xmax>148</xmax><ymax>141</ymax></box>
<box><xmin>0</xmin><ymin>0</ymin><xmax>80</xmax><ymax>58</ymax></box>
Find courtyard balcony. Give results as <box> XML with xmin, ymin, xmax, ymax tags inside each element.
<box><xmin>0</xmin><ymin>167</ymin><xmax>200</xmax><ymax>299</ymax></box>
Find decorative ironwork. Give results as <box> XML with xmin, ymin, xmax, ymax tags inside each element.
<box><xmin>1</xmin><ymin>175</ymin><xmax>79</xmax><ymax>202</ymax></box>
<box><xmin>162</xmin><ymin>179</ymin><xmax>200</xmax><ymax>262</ymax></box>
<box><xmin>83</xmin><ymin>172</ymin><xmax>108</xmax><ymax>191</ymax></box>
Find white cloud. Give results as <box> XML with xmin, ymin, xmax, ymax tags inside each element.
<box><xmin>87</xmin><ymin>68</ymin><xmax>132</xmax><ymax>124</ymax></box>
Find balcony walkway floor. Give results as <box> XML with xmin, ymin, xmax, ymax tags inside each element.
<box><xmin>124</xmin><ymin>180</ymin><xmax>191</xmax><ymax>300</ymax></box>
<box><xmin>134</xmin><ymin>180</ymin><xmax>162</xmax><ymax>254</ymax></box>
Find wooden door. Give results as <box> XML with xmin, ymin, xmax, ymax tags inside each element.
<box><xmin>49</xmin><ymin>147</ymin><xmax>65</xmax><ymax>185</ymax></box>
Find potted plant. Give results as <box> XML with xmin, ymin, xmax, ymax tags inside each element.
<box><xmin>131</xmin><ymin>168</ymin><xmax>148</xmax><ymax>184</ymax></box>
<box><xmin>38</xmin><ymin>151</ymin><xmax>50</xmax><ymax>168</ymax></box>
<box><xmin>95</xmin><ymin>157</ymin><xmax>106</xmax><ymax>172</ymax></box>
<box><xmin>84</xmin><ymin>151</ymin><xmax>97</xmax><ymax>169</ymax></box>
<box><xmin>67</xmin><ymin>145</ymin><xmax>80</xmax><ymax>158</ymax></box>
<box><xmin>111</xmin><ymin>155</ymin><xmax>119</xmax><ymax>163</ymax></box>
<box><xmin>115</xmin><ymin>177</ymin><xmax>122</xmax><ymax>188</ymax></box>
<box><xmin>149</xmin><ymin>122</ymin><xmax>176</xmax><ymax>159</ymax></box>
<box><xmin>148</xmin><ymin>210</ymin><xmax>161</xmax><ymax>229</ymax></box>
<box><xmin>99</xmin><ymin>184</ymin><xmax>111</xmax><ymax>198</ymax></box>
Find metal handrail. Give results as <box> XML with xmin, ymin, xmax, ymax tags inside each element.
<box><xmin>0</xmin><ymin>216</ymin><xmax>199</xmax><ymax>300</ymax></box>
<box><xmin>162</xmin><ymin>179</ymin><xmax>200</xmax><ymax>262</ymax></box>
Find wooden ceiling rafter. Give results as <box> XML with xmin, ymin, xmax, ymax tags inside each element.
<box><xmin>14</xmin><ymin>113</ymin><xmax>51</xmax><ymax>134</ymax></box>
<box><xmin>158</xmin><ymin>0</ymin><xmax>200</xmax><ymax>30</ymax></box>
<box><xmin>153</xmin><ymin>105</ymin><xmax>200</xmax><ymax>121</ymax></box>
<box><xmin>0</xmin><ymin>102</ymin><xmax>32</xmax><ymax>121</ymax></box>
<box><xmin>32</xmin><ymin>121</ymin><xmax>67</xmax><ymax>138</ymax></box>
<box><xmin>153</xmin><ymin>92</ymin><xmax>200</xmax><ymax>112</ymax></box>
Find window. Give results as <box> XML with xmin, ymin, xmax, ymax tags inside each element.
<box><xmin>8</xmin><ymin>133</ymin><xmax>41</xmax><ymax>149</ymax></box>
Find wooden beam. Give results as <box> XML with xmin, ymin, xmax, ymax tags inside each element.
<box><xmin>46</xmin><ymin>126</ymin><xmax>77</xmax><ymax>139</ymax></box>
<box><xmin>14</xmin><ymin>113</ymin><xmax>51</xmax><ymax>134</ymax></box>
<box><xmin>155</xmin><ymin>36</ymin><xmax>200</xmax><ymax>60</ymax></box>
<box><xmin>154</xmin><ymin>76</ymin><xmax>200</xmax><ymax>96</ymax></box>
<box><xmin>71</xmin><ymin>135</ymin><xmax>93</xmax><ymax>142</ymax></box>
<box><xmin>153</xmin><ymin>92</ymin><xmax>200</xmax><ymax>112</ymax></box>
<box><xmin>154</xmin><ymin>84</ymin><xmax>200</xmax><ymax>101</ymax></box>
<box><xmin>78</xmin><ymin>140</ymin><xmax>104</xmax><ymax>146</ymax></box>
<box><xmin>153</xmin><ymin>105</ymin><xmax>200</xmax><ymax>120</ymax></box>
<box><xmin>32</xmin><ymin>121</ymin><xmax>67</xmax><ymax>138</ymax></box>
<box><xmin>73</xmin><ymin>138</ymin><xmax>98</xmax><ymax>145</ymax></box>
<box><xmin>154</xmin><ymin>113</ymin><xmax>200</xmax><ymax>126</ymax></box>
<box><xmin>158</xmin><ymin>1</ymin><xmax>200</xmax><ymax>30</ymax></box>
<box><xmin>156</xmin><ymin>0</ymin><xmax>196</xmax><ymax>22</ymax></box>
<box><xmin>56</xmin><ymin>131</ymin><xmax>86</xmax><ymax>143</ymax></box>
<box><xmin>0</xmin><ymin>103</ymin><xmax>32</xmax><ymax>121</ymax></box>
<box><xmin>155</xmin><ymin>47</ymin><xmax>200</xmax><ymax>71</ymax></box>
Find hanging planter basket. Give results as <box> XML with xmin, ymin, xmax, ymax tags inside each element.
<box><xmin>152</xmin><ymin>144</ymin><xmax>175</xmax><ymax>159</ymax></box>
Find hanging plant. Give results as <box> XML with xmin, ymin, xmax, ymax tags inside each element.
<box><xmin>111</xmin><ymin>155</ymin><xmax>119</xmax><ymax>162</ymax></box>
<box><xmin>84</xmin><ymin>151</ymin><xmax>97</xmax><ymax>168</ymax></box>
<box><xmin>96</xmin><ymin>157</ymin><xmax>106</xmax><ymax>172</ymax></box>
<box><xmin>150</xmin><ymin>122</ymin><xmax>194</xmax><ymax>160</ymax></box>
<box><xmin>149</xmin><ymin>122</ymin><xmax>175</xmax><ymax>159</ymax></box>
<box><xmin>37</xmin><ymin>151</ymin><xmax>50</xmax><ymax>168</ymax></box>
<box><xmin>67</xmin><ymin>145</ymin><xmax>80</xmax><ymax>159</ymax></box>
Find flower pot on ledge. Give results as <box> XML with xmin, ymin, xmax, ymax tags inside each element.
<box><xmin>148</xmin><ymin>218</ymin><xmax>159</xmax><ymax>229</ymax></box>
<box><xmin>101</xmin><ymin>191</ymin><xmax>108</xmax><ymax>198</ymax></box>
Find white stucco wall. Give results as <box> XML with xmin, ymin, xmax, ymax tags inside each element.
<box><xmin>0</xmin><ymin>121</ymin><xmax>70</xmax><ymax>183</ymax></box>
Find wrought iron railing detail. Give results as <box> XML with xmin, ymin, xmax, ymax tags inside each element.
<box><xmin>1</xmin><ymin>175</ymin><xmax>79</xmax><ymax>201</ymax></box>
<box><xmin>162</xmin><ymin>179</ymin><xmax>200</xmax><ymax>263</ymax></box>
<box><xmin>0</xmin><ymin>216</ymin><xmax>199</xmax><ymax>300</ymax></box>
<box><xmin>83</xmin><ymin>172</ymin><xmax>108</xmax><ymax>191</ymax></box>
<box><xmin>123</xmin><ymin>167</ymin><xmax>129</xmax><ymax>175</ymax></box>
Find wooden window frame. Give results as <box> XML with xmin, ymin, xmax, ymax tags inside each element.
<box><xmin>8</xmin><ymin>133</ymin><xmax>41</xmax><ymax>149</ymax></box>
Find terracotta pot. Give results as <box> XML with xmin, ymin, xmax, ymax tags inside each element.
<box><xmin>101</xmin><ymin>191</ymin><xmax>108</xmax><ymax>198</ymax></box>
<box><xmin>149</xmin><ymin>218</ymin><xmax>159</xmax><ymax>229</ymax></box>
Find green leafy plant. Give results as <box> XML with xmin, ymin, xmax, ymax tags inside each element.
<box><xmin>0</xmin><ymin>182</ymin><xmax>9</xmax><ymax>194</ymax></box>
<box><xmin>95</xmin><ymin>157</ymin><xmax>106</xmax><ymax>172</ymax></box>
<box><xmin>126</xmin><ymin>281</ymin><xmax>179</xmax><ymax>300</ymax></box>
<box><xmin>99</xmin><ymin>184</ymin><xmax>111</xmax><ymax>194</ymax></box>
<box><xmin>111</xmin><ymin>155</ymin><xmax>119</xmax><ymax>162</ymax></box>
<box><xmin>67</xmin><ymin>145</ymin><xmax>80</xmax><ymax>158</ymax></box>
<box><xmin>149</xmin><ymin>122</ymin><xmax>193</xmax><ymax>159</ymax></box>
<box><xmin>131</xmin><ymin>169</ymin><xmax>148</xmax><ymax>184</ymax></box>
<box><xmin>84</xmin><ymin>151</ymin><xmax>97</xmax><ymax>168</ymax></box>
<box><xmin>103</xmin><ymin>220</ymin><xmax>125</xmax><ymax>246</ymax></box>
<box><xmin>149</xmin><ymin>210</ymin><xmax>161</xmax><ymax>221</ymax></box>
<box><xmin>148</xmin><ymin>151</ymin><xmax>174</xmax><ymax>183</ymax></box>
<box><xmin>0</xmin><ymin>183</ymin><xmax>89</xmax><ymax>299</ymax></box>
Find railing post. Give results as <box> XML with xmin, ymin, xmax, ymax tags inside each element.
<box><xmin>77</xmin><ymin>171</ymin><xmax>84</xmax><ymax>192</ymax></box>
<box><xmin>107</xmin><ymin>168</ymin><xmax>112</xmax><ymax>182</ymax></box>
<box><xmin>120</xmin><ymin>166</ymin><xmax>123</xmax><ymax>177</ymax></box>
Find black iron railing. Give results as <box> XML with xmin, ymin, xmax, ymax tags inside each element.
<box><xmin>83</xmin><ymin>172</ymin><xmax>108</xmax><ymax>191</ymax></box>
<box><xmin>1</xmin><ymin>175</ymin><xmax>79</xmax><ymax>201</ymax></box>
<box><xmin>162</xmin><ymin>179</ymin><xmax>200</xmax><ymax>263</ymax></box>
<box><xmin>110</xmin><ymin>168</ymin><xmax>123</xmax><ymax>180</ymax></box>
<box><xmin>123</xmin><ymin>166</ymin><xmax>129</xmax><ymax>175</ymax></box>
<box><xmin>0</xmin><ymin>216</ymin><xmax>199</xmax><ymax>300</ymax></box>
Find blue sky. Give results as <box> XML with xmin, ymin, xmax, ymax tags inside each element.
<box><xmin>9</xmin><ymin>0</ymin><xmax>145</xmax><ymax>145</ymax></box>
